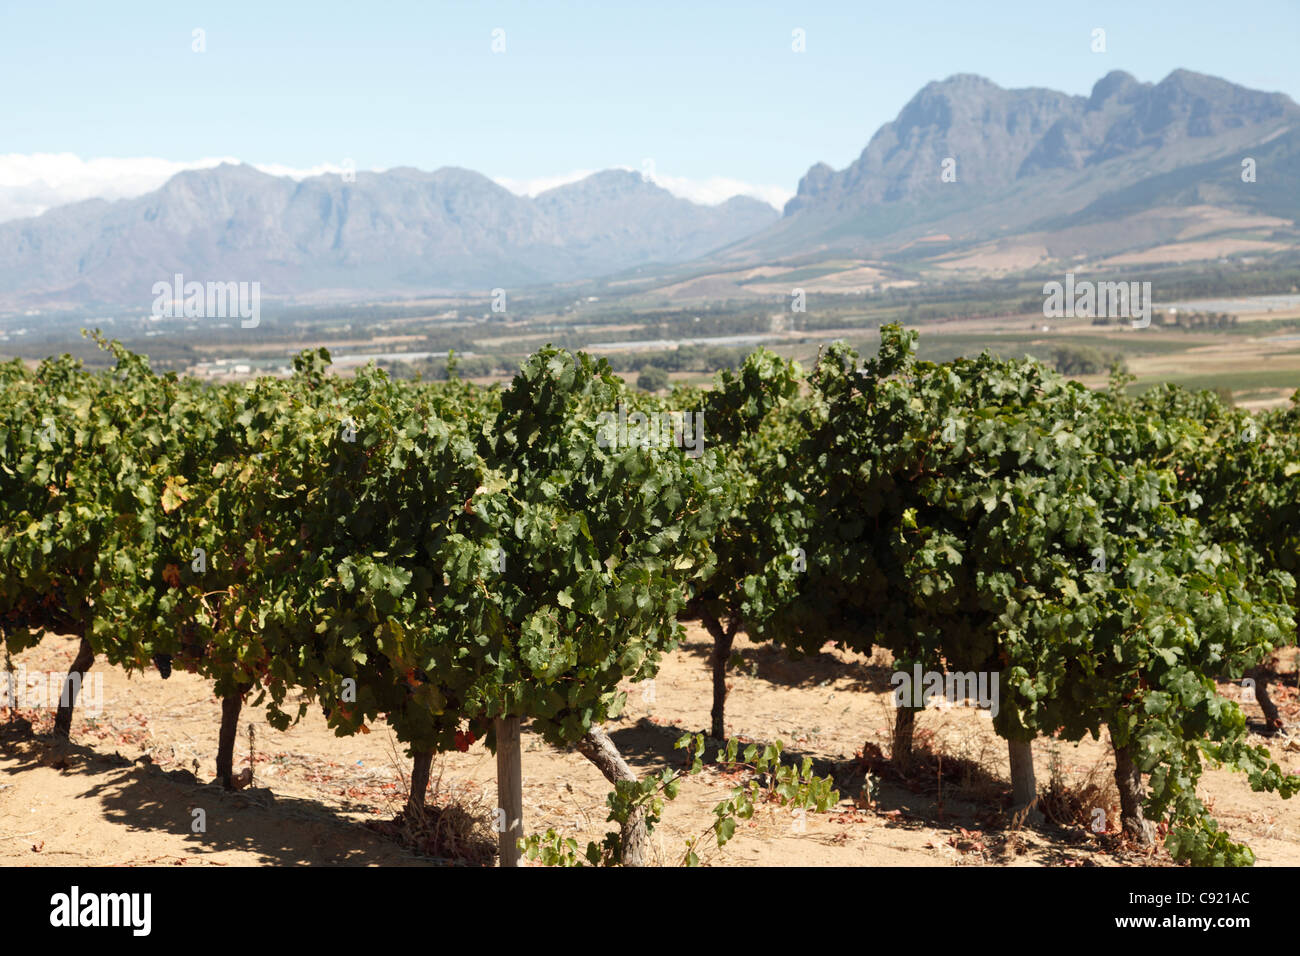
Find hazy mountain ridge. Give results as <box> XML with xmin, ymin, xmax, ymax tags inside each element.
<box><xmin>0</xmin><ymin>165</ymin><xmax>778</xmax><ymax>308</ymax></box>
<box><xmin>4</xmin><ymin>68</ymin><xmax>1297</xmax><ymax>311</ymax></box>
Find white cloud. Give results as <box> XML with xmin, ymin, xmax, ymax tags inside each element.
<box><xmin>249</xmin><ymin>161</ymin><xmax>365</xmax><ymax>180</ymax></box>
<box><xmin>0</xmin><ymin>154</ymin><xmax>367</xmax><ymax>223</ymax></box>
<box><xmin>493</xmin><ymin>169</ymin><xmax>600</xmax><ymax>196</ymax></box>
<box><xmin>0</xmin><ymin>154</ymin><xmax>217</xmax><ymax>221</ymax></box>
<box><xmin>494</xmin><ymin>166</ymin><xmax>790</xmax><ymax>210</ymax></box>
<box><xmin>0</xmin><ymin>154</ymin><xmax>790</xmax><ymax>223</ymax></box>
<box><xmin>641</xmin><ymin>171</ymin><xmax>791</xmax><ymax>210</ymax></box>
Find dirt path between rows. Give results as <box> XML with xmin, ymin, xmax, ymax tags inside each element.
<box><xmin>3</xmin><ymin>627</ymin><xmax>1298</xmax><ymax>866</ymax></box>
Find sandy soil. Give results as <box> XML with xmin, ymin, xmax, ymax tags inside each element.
<box><xmin>1094</xmin><ymin>238</ymin><xmax>1288</xmax><ymax>267</ymax></box>
<box><xmin>3</xmin><ymin>627</ymin><xmax>1298</xmax><ymax>867</ymax></box>
<box><xmin>932</xmin><ymin>243</ymin><xmax>1052</xmax><ymax>274</ymax></box>
<box><xmin>1171</xmin><ymin>207</ymin><xmax>1293</xmax><ymax>241</ymax></box>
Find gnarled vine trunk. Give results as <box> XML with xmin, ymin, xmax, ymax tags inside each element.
<box><xmin>1110</xmin><ymin>727</ymin><xmax>1156</xmax><ymax>847</ymax></box>
<box><xmin>701</xmin><ymin>615</ymin><xmax>738</xmax><ymax>740</ymax></box>
<box><xmin>408</xmin><ymin>750</ymin><xmax>434</xmax><ymax>815</ymax></box>
<box><xmin>892</xmin><ymin>705</ymin><xmax>918</xmax><ymax>771</ymax></box>
<box><xmin>53</xmin><ymin>636</ymin><xmax>94</xmax><ymax>740</ymax></box>
<box><xmin>1246</xmin><ymin>663</ymin><xmax>1284</xmax><ymax>734</ymax></box>
<box><xmin>1007</xmin><ymin>738</ymin><xmax>1040</xmax><ymax>824</ymax></box>
<box><xmin>216</xmin><ymin>684</ymin><xmax>251</xmax><ymax>789</ymax></box>
<box><xmin>576</xmin><ymin>725</ymin><xmax>649</xmax><ymax>867</ymax></box>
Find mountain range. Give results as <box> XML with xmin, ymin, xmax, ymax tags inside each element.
<box><xmin>737</xmin><ymin>69</ymin><xmax>1300</xmax><ymax>266</ymax></box>
<box><xmin>0</xmin><ymin>166</ymin><xmax>778</xmax><ymax>308</ymax></box>
<box><xmin>2</xmin><ymin>68</ymin><xmax>1297</xmax><ymax>310</ymax></box>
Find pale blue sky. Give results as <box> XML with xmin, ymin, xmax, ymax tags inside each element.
<box><xmin>2</xmin><ymin>0</ymin><xmax>1297</xmax><ymax>211</ymax></box>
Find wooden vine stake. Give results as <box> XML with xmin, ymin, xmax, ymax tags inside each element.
<box><xmin>495</xmin><ymin>716</ymin><xmax>523</xmax><ymax>867</ymax></box>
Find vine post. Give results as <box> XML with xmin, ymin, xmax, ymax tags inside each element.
<box><xmin>496</xmin><ymin>716</ymin><xmax>523</xmax><ymax>867</ymax></box>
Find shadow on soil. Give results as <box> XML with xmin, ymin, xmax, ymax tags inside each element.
<box><xmin>0</xmin><ymin>715</ymin><xmax>447</xmax><ymax>866</ymax></box>
<box><xmin>675</xmin><ymin>626</ymin><xmax>897</xmax><ymax>695</ymax></box>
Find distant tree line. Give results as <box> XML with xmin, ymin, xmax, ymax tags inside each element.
<box><xmin>600</xmin><ymin>344</ymin><xmax>751</xmax><ymax>374</ymax></box>
<box><xmin>1050</xmin><ymin>344</ymin><xmax>1128</xmax><ymax>376</ymax></box>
